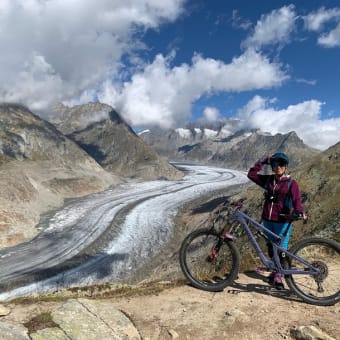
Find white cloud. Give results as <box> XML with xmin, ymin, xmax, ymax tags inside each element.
<box><xmin>318</xmin><ymin>23</ymin><xmax>340</xmax><ymax>47</ymax></box>
<box><xmin>231</xmin><ymin>10</ymin><xmax>252</xmax><ymax>30</ymax></box>
<box><xmin>242</xmin><ymin>5</ymin><xmax>296</xmax><ymax>50</ymax></box>
<box><xmin>1</xmin><ymin>1</ymin><xmax>339</xmax><ymax>154</ymax></box>
<box><xmin>303</xmin><ymin>7</ymin><xmax>340</xmax><ymax>47</ymax></box>
<box><xmin>97</xmin><ymin>51</ymin><xmax>288</xmax><ymax>128</ymax></box>
<box><xmin>303</xmin><ymin>7</ymin><xmax>340</xmax><ymax>31</ymax></box>
<box><xmin>0</xmin><ymin>1</ymin><xmax>290</xmax><ymax>125</ymax></box>
<box><xmin>203</xmin><ymin>107</ymin><xmax>220</xmax><ymax>122</ymax></box>
<box><xmin>237</xmin><ymin>95</ymin><xmax>340</xmax><ymax>150</ymax></box>
<box><xmin>296</xmin><ymin>78</ymin><xmax>317</xmax><ymax>85</ymax></box>
<box><xmin>0</xmin><ymin>0</ymin><xmax>184</xmax><ymax>111</ymax></box>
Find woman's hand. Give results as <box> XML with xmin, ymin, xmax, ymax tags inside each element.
<box><xmin>261</xmin><ymin>156</ymin><xmax>271</xmax><ymax>165</ymax></box>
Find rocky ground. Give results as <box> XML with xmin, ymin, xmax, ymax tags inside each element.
<box><xmin>0</xmin><ymin>274</ymin><xmax>339</xmax><ymax>339</ymax></box>
<box><xmin>109</xmin><ymin>274</ymin><xmax>340</xmax><ymax>340</ymax></box>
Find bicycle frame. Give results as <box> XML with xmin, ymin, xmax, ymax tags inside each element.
<box><xmin>231</xmin><ymin>209</ymin><xmax>321</xmax><ymax>277</ymax></box>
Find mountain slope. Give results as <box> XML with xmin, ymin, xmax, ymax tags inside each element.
<box><xmin>0</xmin><ymin>103</ymin><xmax>119</xmax><ymax>247</ymax></box>
<box><xmin>51</xmin><ymin>103</ymin><xmax>182</xmax><ymax>180</ymax></box>
<box><xmin>293</xmin><ymin>141</ymin><xmax>340</xmax><ymax>241</ymax></box>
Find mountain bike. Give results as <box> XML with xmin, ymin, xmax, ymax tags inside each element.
<box><xmin>179</xmin><ymin>199</ymin><xmax>340</xmax><ymax>306</ymax></box>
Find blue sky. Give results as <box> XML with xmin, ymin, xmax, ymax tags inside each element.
<box><xmin>1</xmin><ymin>0</ymin><xmax>340</xmax><ymax>149</ymax></box>
<box><xmin>139</xmin><ymin>0</ymin><xmax>340</xmax><ymax>124</ymax></box>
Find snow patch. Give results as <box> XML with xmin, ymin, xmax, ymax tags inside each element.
<box><xmin>176</xmin><ymin>128</ymin><xmax>192</xmax><ymax>139</ymax></box>
<box><xmin>203</xmin><ymin>128</ymin><xmax>218</xmax><ymax>138</ymax></box>
<box><xmin>138</xmin><ymin>129</ymin><xmax>150</xmax><ymax>136</ymax></box>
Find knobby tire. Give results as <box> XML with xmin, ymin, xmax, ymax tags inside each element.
<box><xmin>285</xmin><ymin>237</ymin><xmax>340</xmax><ymax>306</ymax></box>
<box><xmin>179</xmin><ymin>228</ymin><xmax>240</xmax><ymax>292</ymax></box>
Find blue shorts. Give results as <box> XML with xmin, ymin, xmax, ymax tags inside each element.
<box><xmin>263</xmin><ymin>220</ymin><xmax>292</xmax><ymax>250</ymax></box>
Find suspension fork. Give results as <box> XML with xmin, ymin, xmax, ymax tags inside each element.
<box><xmin>207</xmin><ymin>237</ymin><xmax>224</xmax><ymax>262</ymax></box>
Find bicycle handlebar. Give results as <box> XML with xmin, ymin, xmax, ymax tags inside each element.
<box><xmin>231</xmin><ymin>200</ymin><xmax>307</xmax><ymax>223</ymax></box>
<box><xmin>279</xmin><ymin>212</ymin><xmax>307</xmax><ymax>223</ymax></box>
<box><xmin>224</xmin><ymin>199</ymin><xmax>307</xmax><ymax>223</ymax></box>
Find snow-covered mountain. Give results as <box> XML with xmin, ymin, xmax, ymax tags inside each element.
<box><xmin>139</xmin><ymin>122</ymin><xmax>319</xmax><ymax>170</ymax></box>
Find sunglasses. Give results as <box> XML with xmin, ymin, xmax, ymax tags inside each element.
<box><xmin>271</xmin><ymin>161</ymin><xmax>287</xmax><ymax>168</ymax></box>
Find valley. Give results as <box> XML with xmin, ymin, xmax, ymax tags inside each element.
<box><xmin>0</xmin><ymin>164</ymin><xmax>248</xmax><ymax>301</ymax></box>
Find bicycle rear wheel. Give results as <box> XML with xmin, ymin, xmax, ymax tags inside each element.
<box><xmin>285</xmin><ymin>238</ymin><xmax>340</xmax><ymax>306</ymax></box>
<box><xmin>179</xmin><ymin>228</ymin><xmax>240</xmax><ymax>292</ymax></box>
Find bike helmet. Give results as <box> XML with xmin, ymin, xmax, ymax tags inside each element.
<box><xmin>270</xmin><ymin>152</ymin><xmax>289</xmax><ymax>168</ymax></box>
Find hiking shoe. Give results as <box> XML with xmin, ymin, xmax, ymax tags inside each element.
<box><xmin>267</xmin><ymin>272</ymin><xmax>275</xmax><ymax>284</ymax></box>
<box><xmin>267</xmin><ymin>272</ymin><xmax>284</xmax><ymax>290</ymax></box>
<box><xmin>253</xmin><ymin>266</ymin><xmax>265</xmax><ymax>274</ymax></box>
<box><xmin>273</xmin><ymin>273</ymin><xmax>284</xmax><ymax>290</ymax></box>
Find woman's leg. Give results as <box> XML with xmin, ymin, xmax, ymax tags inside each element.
<box><xmin>274</xmin><ymin>222</ymin><xmax>293</xmax><ymax>250</ymax></box>
<box><xmin>262</xmin><ymin>221</ymin><xmax>290</xmax><ymax>290</ymax></box>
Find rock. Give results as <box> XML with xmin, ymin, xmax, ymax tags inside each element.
<box><xmin>49</xmin><ymin>299</ymin><xmax>141</xmax><ymax>340</ymax></box>
<box><xmin>0</xmin><ymin>304</ymin><xmax>11</xmax><ymax>316</ymax></box>
<box><xmin>168</xmin><ymin>329</ymin><xmax>179</xmax><ymax>338</ymax></box>
<box><xmin>0</xmin><ymin>298</ymin><xmax>141</xmax><ymax>340</ymax></box>
<box><xmin>290</xmin><ymin>325</ymin><xmax>336</xmax><ymax>340</ymax></box>
<box><xmin>0</xmin><ymin>320</ymin><xmax>30</xmax><ymax>340</ymax></box>
<box><xmin>224</xmin><ymin>308</ymin><xmax>245</xmax><ymax>326</ymax></box>
<box><xmin>31</xmin><ymin>327</ymin><xmax>68</xmax><ymax>340</ymax></box>
<box><xmin>78</xmin><ymin>298</ymin><xmax>141</xmax><ymax>339</ymax></box>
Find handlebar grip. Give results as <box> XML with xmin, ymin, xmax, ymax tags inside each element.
<box><xmin>280</xmin><ymin>213</ymin><xmax>297</xmax><ymax>220</ymax></box>
<box><xmin>279</xmin><ymin>213</ymin><xmax>306</xmax><ymax>222</ymax></box>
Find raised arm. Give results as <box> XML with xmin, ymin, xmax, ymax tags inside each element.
<box><xmin>247</xmin><ymin>158</ymin><xmax>270</xmax><ymax>188</ymax></box>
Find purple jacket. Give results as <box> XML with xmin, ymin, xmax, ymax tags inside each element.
<box><xmin>247</xmin><ymin>160</ymin><xmax>304</xmax><ymax>222</ymax></box>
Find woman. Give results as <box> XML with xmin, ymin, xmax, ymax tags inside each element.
<box><xmin>247</xmin><ymin>152</ymin><xmax>307</xmax><ymax>289</ymax></box>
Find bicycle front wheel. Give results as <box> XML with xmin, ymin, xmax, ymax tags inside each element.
<box><xmin>286</xmin><ymin>238</ymin><xmax>340</xmax><ymax>306</ymax></box>
<box><xmin>179</xmin><ymin>228</ymin><xmax>240</xmax><ymax>292</ymax></box>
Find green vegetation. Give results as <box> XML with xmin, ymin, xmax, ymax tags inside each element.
<box><xmin>11</xmin><ymin>280</ymin><xmax>185</xmax><ymax>305</ymax></box>
<box><xmin>23</xmin><ymin>312</ymin><xmax>58</xmax><ymax>333</ymax></box>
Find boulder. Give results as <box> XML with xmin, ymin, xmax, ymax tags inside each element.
<box><xmin>30</xmin><ymin>299</ymin><xmax>141</xmax><ymax>340</ymax></box>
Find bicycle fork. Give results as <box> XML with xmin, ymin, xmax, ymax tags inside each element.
<box><xmin>207</xmin><ymin>238</ymin><xmax>224</xmax><ymax>263</ymax></box>
<box><xmin>207</xmin><ymin>233</ymin><xmax>233</xmax><ymax>263</ymax></box>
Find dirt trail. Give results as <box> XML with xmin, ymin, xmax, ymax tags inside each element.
<box><xmin>109</xmin><ymin>272</ymin><xmax>340</xmax><ymax>340</ymax></box>
<box><xmin>2</xmin><ymin>272</ymin><xmax>339</xmax><ymax>339</ymax></box>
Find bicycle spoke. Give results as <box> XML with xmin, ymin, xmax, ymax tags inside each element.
<box><xmin>286</xmin><ymin>238</ymin><xmax>340</xmax><ymax>305</ymax></box>
<box><xmin>186</xmin><ymin>234</ymin><xmax>230</xmax><ymax>282</ymax></box>
<box><xmin>180</xmin><ymin>228</ymin><xmax>240</xmax><ymax>292</ymax></box>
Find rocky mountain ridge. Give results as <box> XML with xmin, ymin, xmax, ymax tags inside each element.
<box><xmin>139</xmin><ymin>124</ymin><xmax>319</xmax><ymax>169</ymax></box>
<box><xmin>51</xmin><ymin>103</ymin><xmax>181</xmax><ymax>180</ymax></box>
